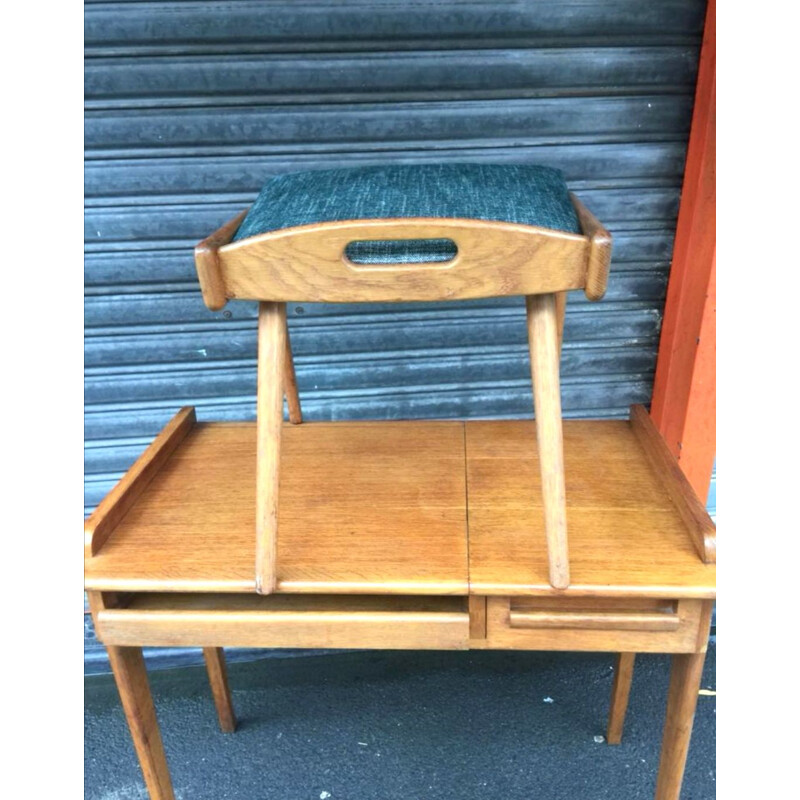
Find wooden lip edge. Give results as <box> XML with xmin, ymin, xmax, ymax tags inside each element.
<box><xmin>469</xmin><ymin>583</ymin><xmax>715</xmax><ymax>599</ymax></box>
<box><xmin>83</xmin><ymin>407</ymin><xmax>197</xmax><ymax>560</ymax></box>
<box><xmin>277</xmin><ymin>579</ymin><xmax>469</xmax><ymax>594</ymax></box>
<box><xmin>82</xmin><ymin>577</ymin><xmax>469</xmax><ymax>595</ymax></box>
<box><xmin>84</xmin><ymin>577</ymin><xmax>257</xmax><ymax>593</ymax></box>
<box><xmin>629</xmin><ymin>404</ymin><xmax>716</xmax><ymax>563</ymax></box>
<box><xmin>570</xmin><ymin>192</ymin><xmax>612</xmax><ymax>302</ymax></box>
<box><xmin>194</xmin><ymin>208</ymin><xmax>249</xmax><ymax>311</ymax></box>
<box><xmin>84</xmin><ymin>577</ymin><xmax>716</xmax><ymax>599</ymax></box>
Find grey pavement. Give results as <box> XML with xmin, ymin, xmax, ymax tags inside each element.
<box><xmin>85</xmin><ymin>645</ymin><xmax>715</xmax><ymax>800</ymax></box>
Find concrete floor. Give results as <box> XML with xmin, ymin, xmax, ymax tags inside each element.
<box><xmin>85</xmin><ymin>645</ymin><xmax>715</xmax><ymax>800</ymax></box>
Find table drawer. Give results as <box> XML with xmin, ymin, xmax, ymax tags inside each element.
<box><xmin>95</xmin><ymin>593</ymin><xmax>470</xmax><ymax>650</ymax></box>
<box><xmin>484</xmin><ymin>597</ymin><xmax>709</xmax><ymax>653</ymax></box>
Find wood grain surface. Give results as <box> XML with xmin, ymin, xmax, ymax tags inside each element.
<box><xmin>106</xmin><ymin>646</ymin><xmax>175</xmax><ymax>800</ymax></box>
<box><xmin>629</xmin><ymin>404</ymin><xmax>716</xmax><ymax>563</ymax></box>
<box><xmin>480</xmin><ymin>596</ymin><xmax>705</xmax><ymax>653</ymax></box>
<box><xmin>571</xmin><ymin>192</ymin><xmax>612</xmax><ymax>301</ymax></box>
<box><xmin>84</xmin><ymin>407</ymin><xmax>197</xmax><ymax>558</ymax></box>
<box><xmin>193</xmin><ymin>208</ymin><xmax>248</xmax><ymax>311</ymax></box>
<box><xmin>215</xmin><ymin>217</ymin><xmax>590</xmax><ymax>303</ymax></box>
<box><xmin>526</xmin><ymin>293</ymin><xmax>570</xmax><ymax>589</ymax></box>
<box><xmin>654</xmin><ymin>651</ymin><xmax>708</xmax><ymax>799</ymax></box>
<box><xmin>85</xmin><ymin>419</ymin><xmax>715</xmax><ymax>598</ymax></box>
<box><xmin>96</xmin><ymin>594</ymin><xmax>470</xmax><ymax>650</ymax></box>
<box><xmin>466</xmin><ymin>419</ymin><xmax>716</xmax><ymax>597</ymax></box>
<box><xmin>85</xmin><ymin>421</ymin><xmax>469</xmax><ymax>594</ymax></box>
<box><xmin>255</xmin><ymin>302</ymin><xmax>286</xmax><ymax>594</ymax></box>
<box><xmin>202</xmin><ymin>647</ymin><xmax>237</xmax><ymax>733</ymax></box>
<box><xmin>607</xmin><ymin>652</ymin><xmax>636</xmax><ymax>744</ymax></box>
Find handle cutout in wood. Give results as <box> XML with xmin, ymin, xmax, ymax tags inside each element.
<box><xmin>344</xmin><ymin>238</ymin><xmax>458</xmax><ymax>268</ymax></box>
<box><xmin>214</xmin><ymin>217</ymin><xmax>589</xmax><ymax>303</ymax></box>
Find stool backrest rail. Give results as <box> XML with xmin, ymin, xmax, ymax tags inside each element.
<box><xmin>194</xmin><ymin>192</ymin><xmax>612</xmax><ymax>595</ymax></box>
<box><xmin>195</xmin><ymin>194</ymin><xmax>610</xmax><ymax>310</ymax></box>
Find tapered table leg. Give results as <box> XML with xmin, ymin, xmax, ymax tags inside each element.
<box><xmin>607</xmin><ymin>652</ymin><xmax>635</xmax><ymax>745</ymax></box>
<box><xmin>654</xmin><ymin>651</ymin><xmax>706</xmax><ymax>800</ymax></box>
<box><xmin>203</xmin><ymin>647</ymin><xmax>237</xmax><ymax>733</ymax></box>
<box><xmin>107</xmin><ymin>646</ymin><xmax>175</xmax><ymax>800</ymax></box>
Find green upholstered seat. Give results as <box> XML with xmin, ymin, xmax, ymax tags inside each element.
<box><xmin>233</xmin><ymin>164</ymin><xmax>580</xmax><ymax>264</ymax></box>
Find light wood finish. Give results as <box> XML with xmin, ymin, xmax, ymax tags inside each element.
<box><xmin>508</xmin><ymin>594</ymin><xmax>680</xmax><ymax>634</ymax></box>
<box><xmin>466</xmin><ymin>420</ymin><xmax>716</xmax><ymax>597</ymax></box>
<box><xmin>106</xmin><ymin>646</ymin><xmax>175</xmax><ymax>800</ymax></box>
<box><xmin>695</xmin><ymin>600</ymin><xmax>714</xmax><ymax>653</ymax></box>
<box><xmin>283</xmin><ymin>319</ymin><xmax>302</xmax><ymax>424</ymax></box>
<box><xmin>199</xmin><ymin>217</ymin><xmax>596</xmax><ymax>306</ymax></box>
<box><xmin>481</xmin><ymin>597</ymin><xmax>704</xmax><ymax>654</ymax></box>
<box><xmin>202</xmin><ymin>648</ymin><xmax>236</xmax><ymax>733</ymax></box>
<box><xmin>526</xmin><ymin>293</ymin><xmax>569</xmax><ymax>589</ymax></box>
<box><xmin>91</xmin><ymin>184</ymin><xmax>717</xmax><ymax>800</ymax></box>
<box><xmin>607</xmin><ymin>653</ymin><xmax>635</xmax><ymax>745</ymax></box>
<box><xmin>509</xmin><ymin>609</ymin><xmax>679</xmax><ymax>632</ymax></box>
<box><xmin>87</xmin><ymin>589</ymin><xmax>111</xmax><ymax>617</ymax></box>
<box><xmin>570</xmin><ymin>193</ymin><xmax>612</xmax><ymax>301</ymax></box>
<box><xmin>654</xmin><ymin>652</ymin><xmax>707</xmax><ymax>800</ymax></box>
<box><xmin>85</xmin><ymin>419</ymin><xmax>714</xmax><ymax>597</ymax></box>
<box><xmin>85</xmin><ymin>407</ymin><xmax>196</xmax><ymax>558</ymax></box>
<box><xmin>85</xmin><ymin>421</ymin><xmax>470</xmax><ymax>595</ymax></box>
<box><xmin>255</xmin><ymin>301</ymin><xmax>286</xmax><ymax>594</ymax></box>
<box><xmin>630</xmin><ymin>405</ymin><xmax>716</xmax><ymax>563</ymax></box>
<box><xmin>194</xmin><ymin>209</ymin><xmax>248</xmax><ymax>311</ymax></box>
<box><xmin>555</xmin><ymin>291</ymin><xmax>567</xmax><ymax>356</ymax></box>
<box><xmin>468</xmin><ymin>595</ymin><xmax>487</xmax><ymax>640</ymax></box>
<box><xmin>96</xmin><ymin>594</ymin><xmax>469</xmax><ymax>650</ymax></box>
<box><xmin>277</xmin><ymin>421</ymin><xmax>469</xmax><ymax>594</ymax></box>
<box><xmin>512</xmin><ymin>597</ymin><xmax>676</xmax><ymax>613</ymax></box>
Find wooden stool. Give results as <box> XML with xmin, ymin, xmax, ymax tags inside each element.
<box><xmin>84</xmin><ymin>164</ymin><xmax>715</xmax><ymax>799</ymax></box>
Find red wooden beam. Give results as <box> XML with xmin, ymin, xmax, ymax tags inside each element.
<box><xmin>650</xmin><ymin>0</ymin><xmax>716</xmax><ymax>500</ymax></box>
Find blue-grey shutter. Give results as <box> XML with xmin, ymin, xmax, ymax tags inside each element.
<box><xmin>84</xmin><ymin>0</ymin><xmax>708</xmax><ymax>669</ymax></box>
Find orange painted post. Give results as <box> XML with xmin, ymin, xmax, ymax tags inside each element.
<box><xmin>678</xmin><ymin>253</ymin><xmax>715</xmax><ymax>496</ymax></box>
<box><xmin>650</xmin><ymin>0</ymin><xmax>716</xmax><ymax>501</ymax></box>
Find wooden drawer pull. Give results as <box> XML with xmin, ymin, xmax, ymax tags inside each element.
<box><xmin>508</xmin><ymin>609</ymin><xmax>680</xmax><ymax>632</ymax></box>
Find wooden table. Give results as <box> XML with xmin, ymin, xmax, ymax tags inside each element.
<box><xmin>85</xmin><ymin>408</ymin><xmax>715</xmax><ymax>800</ymax></box>
<box><xmin>85</xmin><ymin>190</ymin><xmax>715</xmax><ymax>799</ymax></box>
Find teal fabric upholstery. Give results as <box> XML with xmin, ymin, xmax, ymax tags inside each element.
<box><xmin>233</xmin><ymin>163</ymin><xmax>580</xmax><ymax>263</ymax></box>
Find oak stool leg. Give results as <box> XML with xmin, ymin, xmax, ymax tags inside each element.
<box><xmin>255</xmin><ymin>300</ymin><xmax>287</xmax><ymax>594</ymax></box>
<box><xmin>107</xmin><ymin>645</ymin><xmax>175</xmax><ymax>800</ymax></box>
<box><xmin>526</xmin><ymin>293</ymin><xmax>570</xmax><ymax>589</ymax></box>
<box><xmin>654</xmin><ymin>651</ymin><xmax>706</xmax><ymax>800</ymax></box>
<box><xmin>203</xmin><ymin>647</ymin><xmax>237</xmax><ymax>733</ymax></box>
<box><xmin>607</xmin><ymin>652</ymin><xmax>635</xmax><ymax>745</ymax></box>
<box><xmin>283</xmin><ymin>316</ymin><xmax>302</xmax><ymax>424</ymax></box>
<box><xmin>555</xmin><ymin>291</ymin><xmax>567</xmax><ymax>357</ymax></box>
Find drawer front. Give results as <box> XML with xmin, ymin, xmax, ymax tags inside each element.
<box><xmin>96</xmin><ymin>593</ymin><xmax>470</xmax><ymax>650</ymax></box>
<box><xmin>484</xmin><ymin>597</ymin><xmax>710</xmax><ymax>653</ymax></box>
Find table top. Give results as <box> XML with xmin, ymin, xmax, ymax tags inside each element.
<box><xmin>84</xmin><ymin>419</ymin><xmax>716</xmax><ymax>599</ymax></box>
